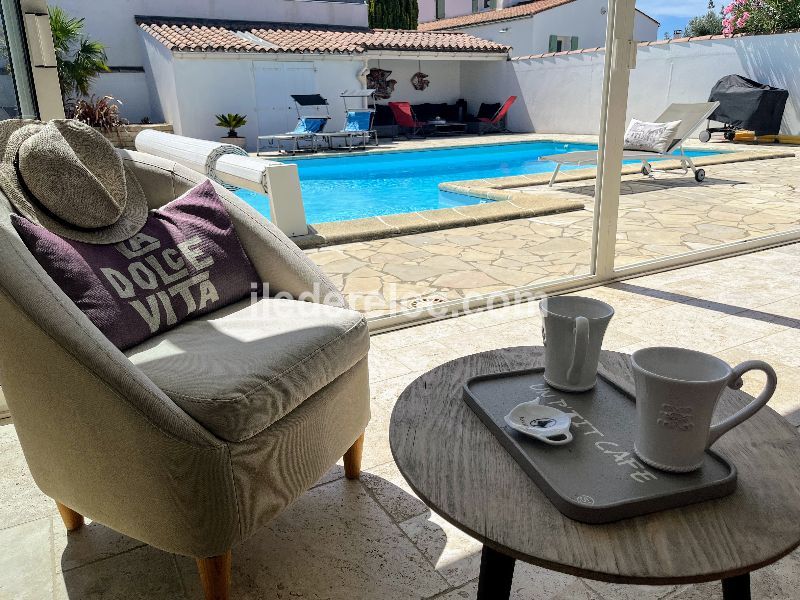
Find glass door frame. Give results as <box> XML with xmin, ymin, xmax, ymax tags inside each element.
<box><xmin>1</xmin><ymin>0</ymin><xmax>38</xmax><ymax>118</ymax></box>
<box><xmin>370</xmin><ymin>0</ymin><xmax>800</xmax><ymax>333</ymax></box>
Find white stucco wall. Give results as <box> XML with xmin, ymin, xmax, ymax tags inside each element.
<box><xmin>146</xmin><ymin>52</ymin><xmax>366</xmax><ymax>150</ymax></box>
<box><xmin>634</xmin><ymin>12</ymin><xmax>659</xmax><ymax>44</ymax></box>
<box><xmin>432</xmin><ymin>0</ymin><xmax>657</xmax><ymax>56</ymax></box>
<box><xmin>370</xmin><ymin>59</ymin><xmax>463</xmax><ymax>104</ymax></box>
<box><xmin>141</xmin><ymin>33</ymin><xmax>179</xmax><ymax>126</ymax></box>
<box><xmin>142</xmin><ymin>24</ymin><xmax>476</xmax><ymax>148</ymax></box>
<box><xmin>460</xmin><ymin>32</ymin><xmax>800</xmax><ymax>135</ymax></box>
<box><xmin>419</xmin><ymin>0</ymin><xmax>475</xmax><ymax>23</ymax></box>
<box><xmin>51</xmin><ymin>0</ymin><xmax>368</xmax><ymax>121</ymax></box>
<box><xmin>89</xmin><ymin>72</ymin><xmax>154</xmax><ymax>123</ymax></box>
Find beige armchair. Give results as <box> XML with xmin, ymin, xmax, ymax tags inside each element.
<box><xmin>0</xmin><ymin>150</ymin><xmax>370</xmax><ymax>599</ymax></box>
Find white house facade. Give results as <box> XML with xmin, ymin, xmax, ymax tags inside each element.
<box><xmin>418</xmin><ymin>0</ymin><xmax>659</xmax><ymax>56</ymax></box>
<box><xmin>50</xmin><ymin>0</ymin><xmax>369</xmax><ymax>123</ymax></box>
<box><xmin>137</xmin><ymin>17</ymin><xmax>509</xmax><ymax>149</ymax></box>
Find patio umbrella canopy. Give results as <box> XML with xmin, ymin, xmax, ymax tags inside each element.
<box><xmin>708</xmin><ymin>75</ymin><xmax>789</xmax><ymax>136</ymax></box>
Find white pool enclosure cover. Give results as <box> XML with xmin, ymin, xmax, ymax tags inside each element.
<box><xmin>134</xmin><ymin>129</ymin><xmax>308</xmax><ymax>237</ymax></box>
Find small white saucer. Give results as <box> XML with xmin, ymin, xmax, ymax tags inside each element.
<box><xmin>504</xmin><ymin>402</ymin><xmax>573</xmax><ymax>445</ymax></box>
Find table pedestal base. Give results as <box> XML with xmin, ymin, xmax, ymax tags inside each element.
<box><xmin>476</xmin><ymin>546</ymin><xmax>751</xmax><ymax>600</ymax></box>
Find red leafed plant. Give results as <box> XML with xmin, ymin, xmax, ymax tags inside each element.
<box><xmin>70</xmin><ymin>95</ymin><xmax>128</xmax><ymax>132</ymax></box>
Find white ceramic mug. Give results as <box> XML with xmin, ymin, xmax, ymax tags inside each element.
<box><xmin>540</xmin><ymin>296</ymin><xmax>614</xmax><ymax>392</ymax></box>
<box><xmin>632</xmin><ymin>347</ymin><xmax>777</xmax><ymax>473</ymax></box>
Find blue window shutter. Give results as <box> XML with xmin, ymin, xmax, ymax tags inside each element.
<box><xmin>489</xmin><ymin>0</ymin><xmax>497</xmax><ymax>8</ymax></box>
<box><xmin>436</xmin><ymin>0</ymin><xmax>446</xmax><ymax>19</ymax></box>
<box><xmin>473</xmin><ymin>0</ymin><xmax>479</xmax><ymax>12</ymax></box>
<box><xmin>548</xmin><ymin>35</ymin><xmax>558</xmax><ymax>52</ymax></box>
<box><xmin>570</xmin><ymin>36</ymin><xmax>580</xmax><ymax>50</ymax></box>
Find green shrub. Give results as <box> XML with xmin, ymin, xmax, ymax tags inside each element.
<box><xmin>215</xmin><ymin>113</ymin><xmax>248</xmax><ymax>137</ymax></box>
<box><xmin>685</xmin><ymin>2</ymin><xmax>724</xmax><ymax>36</ymax></box>
<box><xmin>49</xmin><ymin>7</ymin><xmax>109</xmax><ymax>103</ymax></box>
<box><xmin>368</xmin><ymin>0</ymin><xmax>419</xmax><ymax>30</ymax></box>
<box><xmin>722</xmin><ymin>0</ymin><xmax>800</xmax><ymax>35</ymax></box>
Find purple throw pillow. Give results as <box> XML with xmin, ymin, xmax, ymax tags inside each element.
<box><xmin>12</xmin><ymin>180</ymin><xmax>259</xmax><ymax>350</ymax></box>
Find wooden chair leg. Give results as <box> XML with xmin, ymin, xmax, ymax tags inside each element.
<box><xmin>196</xmin><ymin>550</ymin><xmax>232</xmax><ymax>600</ymax></box>
<box><xmin>344</xmin><ymin>432</ymin><xmax>365</xmax><ymax>480</ymax></box>
<box><xmin>55</xmin><ymin>502</ymin><xmax>84</xmax><ymax>532</ymax></box>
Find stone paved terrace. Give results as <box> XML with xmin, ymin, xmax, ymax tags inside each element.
<box><xmin>4</xmin><ymin>244</ymin><xmax>800</xmax><ymax>598</ymax></box>
<box><xmin>303</xmin><ymin>137</ymin><xmax>799</xmax><ymax>318</ymax></box>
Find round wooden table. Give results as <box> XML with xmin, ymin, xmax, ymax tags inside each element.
<box><xmin>389</xmin><ymin>347</ymin><xmax>800</xmax><ymax>600</ymax></box>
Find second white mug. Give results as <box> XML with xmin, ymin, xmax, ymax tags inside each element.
<box><xmin>632</xmin><ymin>347</ymin><xmax>777</xmax><ymax>473</ymax></box>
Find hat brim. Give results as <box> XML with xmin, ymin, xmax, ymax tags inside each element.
<box><xmin>0</xmin><ymin>120</ymin><xmax>149</xmax><ymax>245</ymax></box>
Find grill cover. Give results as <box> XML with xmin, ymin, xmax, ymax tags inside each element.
<box><xmin>708</xmin><ymin>75</ymin><xmax>788</xmax><ymax>135</ymax></box>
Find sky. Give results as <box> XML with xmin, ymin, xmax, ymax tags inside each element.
<box><xmin>636</xmin><ymin>0</ymin><xmax>716</xmax><ymax>38</ymax></box>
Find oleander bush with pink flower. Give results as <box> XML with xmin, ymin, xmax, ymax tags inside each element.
<box><xmin>722</xmin><ymin>0</ymin><xmax>800</xmax><ymax>36</ymax></box>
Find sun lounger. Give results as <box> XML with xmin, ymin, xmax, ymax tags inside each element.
<box><xmin>318</xmin><ymin>111</ymin><xmax>378</xmax><ymax>151</ymax></box>
<box><xmin>540</xmin><ymin>102</ymin><xmax>720</xmax><ymax>186</ymax></box>
<box><xmin>475</xmin><ymin>96</ymin><xmax>517</xmax><ymax>134</ymax></box>
<box><xmin>317</xmin><ymin>90</ymin><xmax>379</xmax><ymax>151</ymax></box>
<box><xmin>258</xmin><ymin>117</ymin><xmax>329</xmax><ymax>154</ymax></box>
<box><xmin>257</xmin><ymin>94</ymin><xmax>331</xmax><ymax>155</ymax></box>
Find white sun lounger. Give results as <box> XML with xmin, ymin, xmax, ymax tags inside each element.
<box><xmin>540</xmin><ymin>102</ymin><xmax>721</xmax><ymax>187</ymax></box>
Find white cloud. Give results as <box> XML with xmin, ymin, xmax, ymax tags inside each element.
<box><xmin>636</xmin><ymin>0</ymin><xmax>711</xmax><ymax>18</ymax></box>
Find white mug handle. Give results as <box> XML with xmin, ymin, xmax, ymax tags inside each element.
<box><xmin>707</xmin><ymin>360</ymin><xmax>777</xmax><ymax>447</ymax></box>
<box><xmin>567</xmin><ymin>316</ymin><xmax>590</xmax><ymax>386</ymax></box>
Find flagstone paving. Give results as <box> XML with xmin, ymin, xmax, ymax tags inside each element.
<box><xmin>306</xmin><ymin>151</ymin><xmax>800</xmax><ymax>318</ymax></box>
<box><xmin>4</xmin><ymin>244</ymin><xmax>800</xmax><ymax>598</ymax></box>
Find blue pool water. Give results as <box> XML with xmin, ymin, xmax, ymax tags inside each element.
<box><xmin>235</xmin><ymin>141</ymin><xmax>720</xmax><ymax>224</ymax></box>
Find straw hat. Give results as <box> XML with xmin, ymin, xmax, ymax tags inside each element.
<box><xmin>0</xmin><ymin>118</ymin><xmax>147</xmax><ymax>244</ymax></box>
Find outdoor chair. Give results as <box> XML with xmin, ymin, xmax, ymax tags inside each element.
<box><xmin>0</xmin><ymin>150</ymin><xmax>371</xmax><ymax>600</ymax></box>
<box><xmin>541</xmin><ymin>101</ymin><xmax>720</xmax><ymax>186</ymax></box>
<box><xmin>257</xmin><ymin>94</ymin><xmax>332</xmax><ymax>154</ymax></box>
<box><xmin>388</xmin><ymin>102</ymin><xmax>428</xmax><ymax>139</ymax></box>
<box><xmin>257</xmin><ymin>116</ymin><xmax>329</xmax><ymax>154</ymax></box>
<box><xmin>475</xmin><ymin>95</ymin><xmax>517</xmax><ymax>134</ymax></box>
<box><xmin>318</xmin><ymin>110</ymin><xmax>378</xmax><ymax>151</ymax></box>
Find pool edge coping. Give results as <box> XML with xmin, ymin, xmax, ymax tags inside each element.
<box><xmin>292</xmin><ymin>147</ymin><xmax>796</xmax><ymax>250</ymax></box>
<box><xmin>438</xmin><ymin>149</ymin><xmax>796</xmax><ymax>198</ymax></box>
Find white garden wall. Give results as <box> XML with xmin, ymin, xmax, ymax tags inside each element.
<box><xmin>461</xmin><ymin>32</ymin><xmax>800</xmax><ymax>135</ymax></box>
<box><xmin>90</xmin><ymin>72</ymin><xmax>154</xmax><ymax>124</ymax></box>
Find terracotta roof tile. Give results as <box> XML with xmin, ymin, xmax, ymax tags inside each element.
<box><xmin>418</xmin><ymin>0</ymin><xmax>576</xmax><ymax>31</ymax></box>
<box><xmin>137</xmin><ymin>16</ymin><xmax>510</xmax><ymax>54</ymax></box>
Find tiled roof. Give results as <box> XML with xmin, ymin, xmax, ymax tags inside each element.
<box><xmin>137</xmin><ymin>17</ymin><xmax>510</xmax><ymax>54</ymax></box>
<box><xmin>418</xmin><ymin>0</ymin><xmax>576</xmax><ymax>31</ymax></box>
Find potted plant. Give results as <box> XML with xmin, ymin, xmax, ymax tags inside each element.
<box><xmin>216</xmin><ymin>113</ymin><xmax>248</xmax><ymax>148</ymax></box>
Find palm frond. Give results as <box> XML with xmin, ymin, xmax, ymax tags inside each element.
<box><xmin>48</xmin><ymin>7</ymin><xmax>109</xmax><ymax>103</ymax></box>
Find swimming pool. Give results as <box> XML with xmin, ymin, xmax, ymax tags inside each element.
<box><xmin>235</xmin><ymin>141</ymin><xmax>720</xmax><ymax>224</ymax></box>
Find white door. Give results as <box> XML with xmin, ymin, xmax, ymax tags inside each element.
<box><xmin>253</xmin><ymin>62</ymin><xmax>317</xmax><ymax>134</ymax></box>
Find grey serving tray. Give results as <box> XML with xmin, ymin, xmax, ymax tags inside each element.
<box><xmin>463</xmin><ymin>368</ymin><xmax>737</xmax><ymax>524</ymax></box>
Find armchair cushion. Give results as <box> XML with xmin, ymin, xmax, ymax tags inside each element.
<box><xmin>126</xmin><ymin>297</ymin><xmax>369</xmax><ymax>442</ymax></box>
